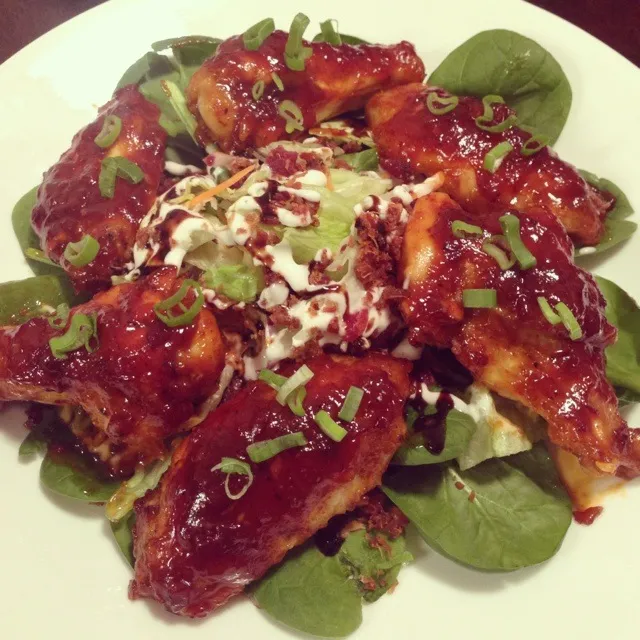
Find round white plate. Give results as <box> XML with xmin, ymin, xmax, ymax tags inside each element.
<box><xmin>1</xmin><ymin>0</ymin><xmax>639</xmax><ymax>638</ymax></box>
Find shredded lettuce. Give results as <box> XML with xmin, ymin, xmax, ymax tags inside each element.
<box><xmin>205</xmin><ymin>264</ymin><xmax>261</xmax><ymax>302</ymax></box>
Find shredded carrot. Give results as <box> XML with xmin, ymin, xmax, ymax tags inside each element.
<box><xmin>188</xmin><ymin>164</ymin><xmax>257</xmax><ymax>209</ymax></box>
<box><xmin>325</xmin><ymin>170</ymin><xmax>334</xmax><ymax>191</ymax></box>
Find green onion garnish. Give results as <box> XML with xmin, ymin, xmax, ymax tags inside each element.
<box><xmin>521</xmin><ymin>132</ymin><xmax>549</xmax><ymax>156</ymax></box>
<box><xmin>318</xmin><ymin>19</ymin><xmax>342</xmax><ymax>45</ymax></box>
<box><xmin>278</xmin><ymin>99</ymin><xmax>305</xmax><ymax>133</ymax></box>
<box><xmin>462</xmin><ymin>289</ymin><xmax>497</xmax><ymax>309</ymax></box>
<box><xmin>482</xmin><ymin>238</ymin><xmax>515</xmax><ymax>270</ymax></box>
<box><xmin>49</xmin><ymin>313</ymin><xmax>98</xmax><ymax>360</ymax></box>
<box><xmin>252</xmin><ymin>80</ymin><xmax>265</xmax><ymax>101</ymax></box>
<box><xmin>426</xmin><ymin>92</ymin><xmax>459</xmax><ymax>116</ymax></box>
<box><xmin>161</xmin><ymin>80</ymin><xmax>198</xmax><ymax>142</ymax></box>
<box><xmin>258</xmin><ymin>369</ymin><xmax>287</xmax><ymax>390</ymax></box>
<box><xmin>338</xmin><ymin>386</ymin><xmax>364</xmax><ymax>422</ymax></box>
<box><xmin>474</xmin><ymin>95</ymin><xmax>517</xmax><ymax>133</ymax></box>
<box><xmin>153</xmin><ymin>279</ymin><xmax>205</xmax><ymax>328</ymax></box>
<box><xmin>555</xmin><ymin>302</ymin><xmax>583</xmax><ymax>340</ymax></box>
<box><xmin>47</xmin><ymin>303</ymin><xmax>70</xmax><ymax>330</ymax></box>
<box><xmin>287</xmin><ymin>386</ymin><xmax>307</xmax><ymax>417</ymax></box>
<box><xmin>271</xmin><ymin>72</ymin><xmax>284</xmax><ymax>91</ymax></box>
<box><xmin>284</xmin><ymin>13</ymin><xmax>313</xmax><ymax>71</ymax></box>
<box><xmin>211</xmin><ymin>457</ymin><xmax>254</xmax><ymax>500</ymax></box>
<box><xmin>451</xmin><ymin>220</ymin><xmax>482</xmax><ymax>238</ymax></box>
<box><xmin>247</xmin><ymin>432</ymin><xmax>308</xmax><ymax>463</ymax></box>
<box><xmin>499</xmin><ymin>214</ymin><xmax>537</xmax><ymax>270</ymax></box>
<box><xmin>314</xmin><ymin>410</ymin><xmax>348</xmax><ymax>442</ymax></box>
<box><xmin>63</xmin><ymin>235</ymin><xmax>100</xmax><ymax>268</ymax></box>
<box><xmin>483</xmin><ymin>141</ymin><xmax>513</xmax><ymax>173</ymax></box>
<box><xmin>24</xmin><ymin>248</ymin><xmax>60</xmax><ymax>268</ymax></box>
<box><xmin>99</xmin><ymin>156</ymin><xmax>144</xmax><ymax>199</ymax></box>
<box><xmin>276</xmin><ymin>364</ymin><xmax>314</xmax><ymax>405</ymax></box>
<box><xmin>242</xmin><ymin>17</ymin><xmax>275</xmax><ymax>51</ymax></box>
<box><xmin>94</xmin><ymin>115</ymin><xmax>122</xmax><ymax>149</ymax></box>
<box><xmin>537</xmin><ymin>297</ymin><xmax>562</xmax><ymax>325</ymax></box>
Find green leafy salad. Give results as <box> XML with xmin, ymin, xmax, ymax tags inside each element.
<box><xmin>4</xmin><ymin>19</ymin><xmax>640</xmax><ymax>640</ymax></box>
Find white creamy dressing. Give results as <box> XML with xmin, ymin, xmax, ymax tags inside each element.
<box><xmin>263</xmin><ymin>241</ymin><xmax>326</xmax><ymax>292</ymax></box>
<box><xmin>258</xmin><ymin>282</ymin><xmax>290</xmax><ymax>310</ymax></box>
<box><xmin>226</xmin><ymin>195</ymin><xmax>262</xmax><ymax>245</ymax></box>
<box><xmin>164</xmin><ymin>161</ymin><xmax>202</xmax><ymax>176</ymax></box>
<box><xmin>392</xmin><ymin>338</ymin><xmax>423</xmax><ymax>361</ymax></box>
<box><xmin>421</xmin><ymin>383</ymin><xmax>489</xmax><ymax>422</ymax></box>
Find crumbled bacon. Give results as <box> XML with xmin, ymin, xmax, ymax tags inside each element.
<box><xmin>358</xmin><ymin>491</ymin><xmax>409</xmax><ymax>539</ymax></box>
<box><xmin>265</xmin><ymin>145</ymin><xmax>325</xmax><ymax>178</ymax></box>
<box><xmin>269</xmin><ymin>305</ymin><xmax>300</xmax><ymax>329</ymax></box>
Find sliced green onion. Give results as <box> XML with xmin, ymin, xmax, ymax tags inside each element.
<box><xmin>204</xmin><ymin>264</ymin><xmax>260</xmax><ymax>302</ymax></box>
<box><xmin>338</xmin><ymin>386</ymin><xmax>364</xmax><ymax>422</ymax></box>
<box><xmin>94</xmin><ymin>115</ymin><xmax>122</xmax><ymax>149</ymax></box>
<box><xmin>284</xmin><ymin>13</ymin><xmax>313</xmax><ymax>71</ymax></box>
<box><xmin>63</xmin><ymin>235</ymin><xmax>100</xmax><ymax>267</ymax></box>
<box><xmin>475</xmin><ymin>95</ymin><xmax>517</xmax><ymax>133</ymax></box>
<box><xmin>99</xmin><ymin>156</ymin><xmax>144</xmax><ymax>199</ymax></box>
<box><xmin>555</xmin><ymin>302</ymin><xmax>583</xmax><ymax>340</ymax></box>
<box><xmin>287</xmin><ymin>386</ymin><xmax>307</xmax><ymax>417</ymax></box>
<box><xmin>318</xmin><ymin>19</ymin><xmax>342</xmax><ymax>45</ymax></box>
<box><xmin>247</xmin><ymin>432</ymin><xmax>308</xmax><ymax>463</ymax></box>
<box><xmin>154</xmin><ymin>279</ymin><xmax>205</xmax><ymax>328</ymax></box>
<box><xmin>258</xmin><ymin>369</ymin><xmax>287</xmax><ymax>390</ymax></box>
<box><xmin>462</xmin><ymin>289</ymin><xmax>497</xmax><ymax>309</ymax></box>
<box><xmin>426</xmin><ymin>92</ymin><xmax>459</xmax><ymax>116</ymax></box>
<box><xmin>314</xmin><ymin>410</ymin><xmax>348</xmax><ymax>442</ymax></box>
<box><xmin>521</xmin><ymin>132</ymin><xmax>549</xmax><ymax>156</ymax></box>
<box><xmin>482</xmin><ymin>238</ymin><xmax>515</xmax><ymax>270</ymax></box>
<box><xmin>483</xmin><ymin>141</ymin><xmax>513</xmax><ymax>173</ymax></box>
<box><xmin>252</xmin><ymin>80</ymin><xmax>265</xmax><ymax>101</ymax></box>
<box><xmin>271</xmin><ymin>72</ymin><xmax>284</xmax><ymax>91</ymax></box>
<box><xmin>47</xmin><ymin>303</ymin><xmax>70</xmax><ymax>330</ymax></box>
<box><xmin>278</xmin><ymin>99</ymin><xmax>305</xmax><ymax>134</ymax></box>
<box><xmin>211</xmin><ymin>456</ymin><xmax>254</xmax><ymax>500</ymax></box>
<box><xmin>276</xmin><ymin>364</ymin><xmax>314</xmax><ymax>405</ymax></box>
<box><xmin>499</xmin><ymin>214</ymin><xmax>537</xmax><ymax>270</ymax></box>
<box><xmin>537</xmin><ymin>296</ymin><xmax>562</xmax><ymax>325</ymax></box>
<box><xmin>243</xmin><ymin>17</ymin><xmax>276</xmax><ymax>50</ymax></box>
<box><xmin>451</xmin><ymin>220</ymin><xmax>482</xmax><ymax>238</ymax></box>
<box><xmin>161</xmin><ymin>80</ymin><xmax>198</xmax><ymax>142</ymax></box>
<box><xmin>24</xmin><ymin>248</ymin><xmax>60</xmax><ymax>268</ymax></box>
<box><xmin>49</xmin><ymin>313</ymin><xmax>98</xmax><ymax>359</ymax></box>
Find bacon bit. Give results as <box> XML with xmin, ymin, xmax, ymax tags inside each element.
<box><xmin>468</xmin><ymin>490</ymin><xmax>476</xmax><ymax>503</ymax></box>
<box><xmin>359</xmin><ymin>576</ymin><xmax>378</xmax><ymax>592</ymax></box>
<box><xmin>367</xmin><ymin>531</ymin><xmax>393</xmax><ymax>556</ymax></box>
<box><xmin>188</xmin><ymin>164</ymin><xmax>257</xmax><ymax>208</ymax></box>
<box><xmin>454</xmin><ymin>481</ymin><xmax>465</xmax><ymax>490</ymax></box>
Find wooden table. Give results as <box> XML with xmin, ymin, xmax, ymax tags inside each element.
<box><xmin>1</xmin><ymin>0</ymin><xmax>638</xmax><ymax>66</ymax></box>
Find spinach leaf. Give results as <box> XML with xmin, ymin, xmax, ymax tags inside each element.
<box><xmin>18</xmin><ymin>431</ymin><xmax>47</xmax><ymax>458</ymax></box>
<box><xmin>251</xmin><ymin>544</ymin><xmax>363</xmax><ymax>638</ymax></box>
<box><xmin>40</xmin><ymin>450</ymin><xmax>119</xmax><ymax>502</ymax></box>
<box><xmin>429</xmin><ymin>30</ymin><xmax>572</xmax><ymax>145</ymax></box>
<box><xmin>576</xmin><ymin>171</ymin><xmax>636</xmax><ymax>257</ymax></box>
<box><xmin>341</xmin><ymin>148</ymin><xmax>379</xmax><ymax>172</ymax></box>
<box><xmin>617</xmin><ymin>387</ymin><xmax>640</xmax><ymax>408</ymax></box>
<box><xmin>596</xmin><ymin>276</ymin><xmax>640</xmax><ymax>395</ymax></box>
<box><xmin>383</xmin><ymin>444</ymin><xmax>572</xmax><ymax>571</ymax></box>
<box><xmin>394</xmin><ymin>409</ymin><xmax>476</xmax><ymax>466</ymax></box>
<box><xmin>338</xmin><ymin>530</ymin><xmax>412</xmax><ymax>603</ymax></box>
<box><xmin>0</xmin><ymin>275</ymin><xmax>74</xmax><ymax>325</ymax></box>
<box><xmin>111</xmin><ymin>511</ymin><xmax>135</xmax><ymax>568</ymax></box>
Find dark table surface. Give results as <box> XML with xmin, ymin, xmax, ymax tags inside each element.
<box><xmin>1</xmin><ymin>0</ymin><xmax>638</xmax><ymax>66</ymax></box>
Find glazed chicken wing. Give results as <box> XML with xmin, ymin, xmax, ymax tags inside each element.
<box><xmin>130</xmin><ymin>353</ymin><xmax>410</xmax><ymax>616</ymax></box>
<box><xmin>367</xmin><ymin>84</ymin><xmax>611</xmax><ymax>246</ymax></box>
<box><xmin>401</xmin><ymin>192</ymin><xmax>640</xmax><ymax>476</ymax></box>
<box><xmin>31</xmin><ymin>85</ymin><xmax>167</xmax><ymax>292</ymax></box>
<box><xmin>187</xmin><ymin>31</ymin><xmax>424</xmax><ymax>152</ymax></box>
<box><xmin>0</xmin><ymin>268</ymin><xmax>224</xmax><ymax>473</ymax></box>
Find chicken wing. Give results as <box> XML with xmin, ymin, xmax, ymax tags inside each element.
<box><xmin>401</xmin><ymin>192</ymin><xmax>640</xmax><ymax>476</ymax></box>
<box><xmin>367</xmin><ymin>84</ymin><xmax>611</xmax><ymax>246</ymax></box>
<box><xmin>0</xmin><ymin>268</ymin><xmax>225</xmax><ymax>473</ymax></box>
<box><xmin>31</xmin><ymin>85</ymin><xmax>167</xmax><ymax>292</ymax></box>
<box><xmin>130</xmin><ymin>353</ymin><xmax>410</xmax><ymax>616</ymax></box>
<box><xmin>187</xmin><ymin>31</ymin><xmax>424</xmax><ymax>152</ymax></box>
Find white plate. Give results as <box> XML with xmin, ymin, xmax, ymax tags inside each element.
<box><xmin>1</xmin><ymin>0</ymin><xmax>639</xmax><ymax>638</ymax></box>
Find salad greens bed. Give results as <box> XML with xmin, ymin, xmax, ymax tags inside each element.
<box><xmin>4</xmin><ymin>21</ymin><xmax>640</xmax><ymax>638</ymax></box>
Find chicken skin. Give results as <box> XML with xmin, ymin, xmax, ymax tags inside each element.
<box><xmin>401</xmin><ymin>192</ymin><xmax>639</xmax><ymax>476</ymax></box>
<box><xmin>187</xmin><ymin>31</ymin><xmax>424</xmax><ymax>152</ymax></box>
<box><xmin>367</xmin><ymin>84</ymin><xmax>611</xmax><ymax>246</ymax></box>
<box><xmin>130</xmin><ymin>353</ymin><xmax>410</xmax><ymax>616</ymax></box>
<box><xmin>31</xmin><ymin>85</ymin><xmax>167</xmax><ymax>292</ymax></box>
<box><xmin>0</xmin><ymin>268</ymin><xmax>225</xmax><ymax>473</ymax></box>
